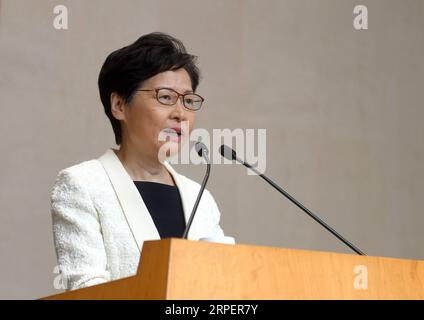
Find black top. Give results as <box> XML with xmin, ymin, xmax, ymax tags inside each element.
<box><xmin>133</xmin><ymin>181</ymin><xmax>186</xmax><ymax>238</ymax></box>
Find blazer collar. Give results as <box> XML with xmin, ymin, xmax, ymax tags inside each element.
<box><xmin>97</xmin><ymin>148</ymin><xmax>191</xmax><ymax>250</ymax></box>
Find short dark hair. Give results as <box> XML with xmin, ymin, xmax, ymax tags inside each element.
<box><xmin>98</xmin><ymin>32</ymin><xmax>200</xmax><ymax>145</ymax></box>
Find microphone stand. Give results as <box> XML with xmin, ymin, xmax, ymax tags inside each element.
<box><xmin>182</xmin><ymin>144</ymin><xmax>211</xmax><ymax>239</ymax></box>
<box><xmin>233</xmin><ymin>152</ymin><xmax>365</xmax><ymax>256</ymax></box>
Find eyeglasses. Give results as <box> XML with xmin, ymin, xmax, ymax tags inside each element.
<box><xmin>136</xmin><ymin>87</ymin><xmax>204</xmax><ymax>111</ymax></box>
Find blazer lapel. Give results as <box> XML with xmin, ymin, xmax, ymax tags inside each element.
<box><xmin>98</xmin><ymin>149</ymin><xmax>160</xmax><ymax>251</ymax></box>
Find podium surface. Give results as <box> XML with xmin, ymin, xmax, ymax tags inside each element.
<box><xmin>43</xmin><ymin>239</ymin><xmax>424</xmax><ymax>300</ymax></box>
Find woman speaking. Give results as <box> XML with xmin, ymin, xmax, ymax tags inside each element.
<box><xmin>50</xmin><ymin>32</ymin><xmax>226</xmax><ymax>291</ymax></box>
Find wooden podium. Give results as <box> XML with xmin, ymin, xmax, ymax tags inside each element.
<box><xmin>43</xmin><ymin>238</ymin><xmax>424</xmax><ymax>300</ymax></box>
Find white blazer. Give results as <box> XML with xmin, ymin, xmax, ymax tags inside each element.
<box><xmin>51</xmin><ymin>148</ymin><xmax>225</xmax><ymax>291</ymax></box>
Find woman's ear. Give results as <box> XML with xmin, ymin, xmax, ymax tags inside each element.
<box><xmin>110</xmin><ymin>92</ymin><xmax>126</xmax><ymax>121</ymax></box>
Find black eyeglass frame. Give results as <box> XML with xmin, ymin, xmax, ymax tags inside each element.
<box><xmin>136</xmin><ymin>87</ymin><xmax>204</xmax><ymax>111</ymax></box>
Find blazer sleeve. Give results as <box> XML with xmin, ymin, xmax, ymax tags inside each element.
<box><xmin>204</xmin><ymin>189</ymin><xmax>226</xmax><ymax>239</ymax></box>
<box><xmin>50</xmin><ymin>168</ymin><xmax>111</xmax><ymax>290</ymax></box>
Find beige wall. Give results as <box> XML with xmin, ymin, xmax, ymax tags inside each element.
<box><xmin>0</xmin><ymin>0</ymin><xmax>423</xmax><ymax>299</ymax></box>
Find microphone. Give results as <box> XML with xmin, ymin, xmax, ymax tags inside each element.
<box><xmin>182</xmin><ymin>142</ymin><xmax>211</xmax><ymax>239</ymax></box>
<box><xmin>219</xmin><ymin>144</ymin><xmax>365</xmax><ymax>255</ymax></box>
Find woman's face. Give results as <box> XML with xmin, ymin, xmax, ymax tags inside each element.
<box><xmin>114</xmin><ymin>68</ymin><xmax>196</xmax><ymax>160</ymax></box>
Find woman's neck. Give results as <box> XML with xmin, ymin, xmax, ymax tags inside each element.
<box><xmin>114</xmin><ymin>145</ymin><xmax>175</xmax><ymax>186</ymax></box>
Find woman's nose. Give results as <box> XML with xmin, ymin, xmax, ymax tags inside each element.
<box><xmin>170</xmin><ymin>98</ymin><xmax>186</xmax><ymax>119</ymax></box>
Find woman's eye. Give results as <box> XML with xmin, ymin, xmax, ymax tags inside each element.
<box><xmin>158</xmin><ymin>94</ymin><xmax>174</xmax><ymax>103</ymax></box>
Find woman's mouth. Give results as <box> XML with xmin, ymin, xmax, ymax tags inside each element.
<box><xmin>161</xmin><ymin>128</ymin><xmax>182</xmax><ymax>143</ymax></box>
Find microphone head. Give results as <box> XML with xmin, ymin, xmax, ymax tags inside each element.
<box><xmin>219</xmin><ymin>144</ymin><xmax>237</xmax><ymax>160</ymax></box>
<box><xmin>195</xmin><ymin>142</ymin><xmax>209</xmax><ymax>158</ymax></box>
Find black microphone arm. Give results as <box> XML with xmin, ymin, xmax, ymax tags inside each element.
<box><xmin>182</xmin><ymin>142</ymin><xmax>211</xmax><ymax>239</ymax></box>
<box><xmin>219</xmin><ymin>144</ymin><xmax>365</xmax><ymax>255</ymax></box>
